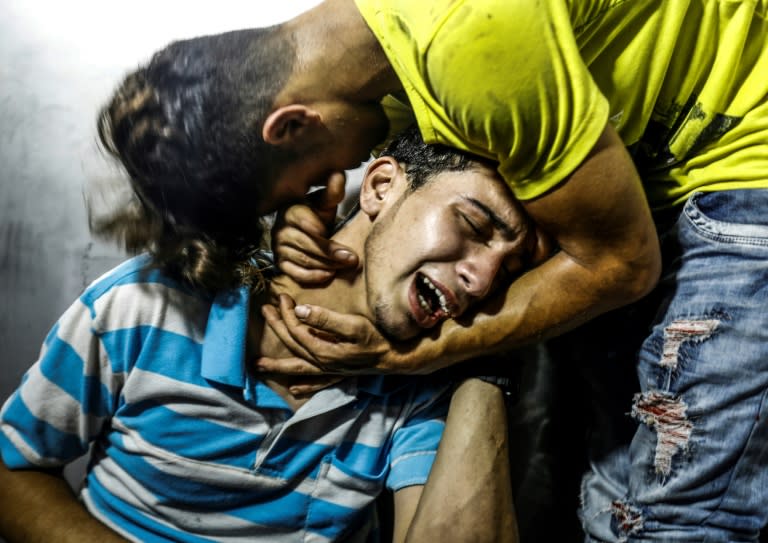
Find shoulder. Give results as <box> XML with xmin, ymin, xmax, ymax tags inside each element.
<box><xmin>81</xmin><ymin>254</ymin><xmax>193</xmax><ymax>301</ymax></box>
<box><xmin>79</xmin><ymin>254</ymin><xmax>211</xmax><ymax>337</ymax></box>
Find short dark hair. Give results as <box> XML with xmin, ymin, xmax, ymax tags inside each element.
<box><xmin>335</xmin><ymin>126</ymin><xmax>498</xmax><ymax>229</ymax></box>
<box><xmin>93</xmin><ymin>27</ymin><xmax>295</xmax><ymax>293</ymax></box>
<box><xmin>379</xmin><ymin>125</ymin><xmax>497</xmax><ymax>191</ymax></box>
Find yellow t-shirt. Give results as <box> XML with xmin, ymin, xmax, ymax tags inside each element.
<box><xmin>356</xmin><ymin>0</ymin><xmax>768</xmax><ymax>208</ymax></box>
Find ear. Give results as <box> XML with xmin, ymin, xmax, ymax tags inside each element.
<box><xmin>262</xmin><ymin>105</ymin><xmax>322</xmax><ymax>146</ymax></box>
<box><xmin>358</xmin><ymin>157</ymin><xmax>404</xmax><ymax>218</ymax></box>
<box><xmin>529</xmin><ymin>224</ymin><xmax>556</xmax><ymax>266</ymax></box>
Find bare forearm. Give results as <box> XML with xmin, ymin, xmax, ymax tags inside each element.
<box><xmin>390</xmin><ymin>124</ymin><xmax>661</xmax><ymax>372</ymax></box>
<box><xmin>402</xmin><ymin>245</ymin><xmax>653</xmax><ymax>370</ymax></box>
<box><xmin>0</xmin><ymin>460</ymin><xmax>128</xmax><ymax>543</ymax></box>
<box><xmin>405</xmin><ymin>379</ymin><xmax>517</xmax><ymax>543</ymax></box>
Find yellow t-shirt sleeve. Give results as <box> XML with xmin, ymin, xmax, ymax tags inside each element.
<box><xmin>356</xmin><ymin>0</ymin><xmax>609</xmax><ymax>200</ymax></box>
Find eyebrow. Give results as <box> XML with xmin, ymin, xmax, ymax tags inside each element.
<box><xmin>464</xmin><ymin>197</ymin><xmax>521</xmax><ymax>240</ymax></box>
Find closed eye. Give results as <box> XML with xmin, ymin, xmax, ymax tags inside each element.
<box><xmin>460</xmin><ymin>212</ymin><xmax>490</xmax><ymax>242</ymax></box>
<box><xmin>462</xmin><ymin>213</ymin><xmax>480</xmax><ymax>234</ymax></box>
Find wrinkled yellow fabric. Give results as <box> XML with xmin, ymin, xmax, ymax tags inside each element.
<box><xmin>357</xmin><ymin>0</ymin><xmax>768</xmax><ymax>207</ymax></box>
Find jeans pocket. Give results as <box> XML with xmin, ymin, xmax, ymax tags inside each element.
<box><xmin>684</xmin><ymin>189</ymin><xmax>768</xmax><ymax>246</ymax></box>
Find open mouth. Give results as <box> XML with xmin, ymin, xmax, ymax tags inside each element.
<box><xmin>415</xmin><ymin>272</ymin><xmax>456</xmax><ymax>320</ymax></box>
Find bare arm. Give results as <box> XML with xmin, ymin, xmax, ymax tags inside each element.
<box><xmin>259</xmin><ymin>122</ymin><xmax>660</xmax><ymax>375</ymax></box>
<box><xmin>394</xmin><ymin>122</ymin><xmax>661</xmax><ymax>368</ymax></box>
<box><xmin>391</xmin><ymin>378</ymin><xmax>517</xmax><ymax>542</ymax></box>
<box><xmin>0</xmin><ymin>459</ymin><xmax>128</xmax><ymax>543</ymax></box>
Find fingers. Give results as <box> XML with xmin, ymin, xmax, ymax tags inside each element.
<box><xmin>277</xmin><ymin>293</ymin><xmax>344</xmax><ymax>343</ymax></box>
<box><xmin>261</xmin><ymin>300</ymin><xmax>315</xmax><ymax>362</ymax></box>
<box><xmin>277</xmin><ymin>204</ymin><xmax>328</xmax><ymax>239</ymax></box>
<box><xmin>273</xmin><ymin>240</ymin><xmax>357</xmax><ymax>284</ymax></box>
<box><xmin>260</xmin><ymin>295</ymin><xmax>394</xmax><ymax>374</ymax></box>
<box><xmin>254</xmin><ymin>355</ymin><xmax>326</xmax><ymax>376</ymax></box>
<box><xmin>272</xmin><ymin>201</ymin><xmax>359</xmax><ymax>285</ymax></box>
<box><xmin>275</xmin><ymin>235</ymin><xmax>356</xmax><ymax>271</ymax></box>
<box><xmin>306</xmin><ymin>171</ymin><xmax>346</xmax><ymax>227</ymax></box>
<box><xmin>291</xmin><ymin>303</ymin><xmax>373</xmax><ymax>340</ymax></box>
<box><xmin>270</xmin><ymin>295</ymin><xmax>369</xmax><ymax>364</ymax></box>
<box><xmin>289</xmin><ymin>376</ymin><xmax>345</xmax><ymax>396</ymax></box>
<box><xmin>313</xmin><ymin>172</ymin><xmax>347</xmax><ymax>212</ymax></box>
<box><xmin>264</xmin><ymin>294</ymin><xmax>347</xmax><ymax>357</ymax></box>
<box><xmin>278</xmin><ymin>261</ymin><xmax>336</xmax><ymax>285</ymax></box>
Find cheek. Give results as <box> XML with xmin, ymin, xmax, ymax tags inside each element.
<box><xmin>394</xmin><ymin>213</ymin><xmax>458</xmax><ymax>265</ymax></box>
<box><xmin>269</xmin><ymin>176</ymin><xmax>315</xmax><ymax>208</ymax></box>
<box><xmin>419</xmin><ymin>213</ymin><xmax>460</xmax><ymax>253</ymax></box>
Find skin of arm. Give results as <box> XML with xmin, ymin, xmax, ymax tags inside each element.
<box><xmin>261</xmin><ymin>122</ymin><xmax>661</xmax><ymax>375</ymax></box>
<box><xmin>0</xmin><ymin>459</ymin><xmax>129</xmax><ymax>543</ymax></box>
<box><xmin>391</xmin><ymin>379</ymin><xmax>517</xmax><ymax>543</ymax></box>
<box><xmin>396</xmin><ymin>122</ymin><xmax>661</xmax><ymax>369</ymax></box>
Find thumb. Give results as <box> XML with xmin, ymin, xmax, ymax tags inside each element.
<box><xmin>319</xmin><ymin>172</ymin><xmax>347</xmax><ymax>210</ymax></box>
<box><xmin>327</xmin><ymin>243</ymin><xmax>359</xmax><ymax>267</ymax></box>
<box><xmin>308</xmin><ymin>171</ymin><xmax>347</xmax><ymax>228</ymax></box>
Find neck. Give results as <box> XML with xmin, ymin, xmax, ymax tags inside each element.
<box><xmin>284</xmin><ymin>0</ymin><xmax>401</xmax><ymax>101</ymax></box>
<box><xmin>272</xmin><ymin>216</ymin><xmax>368</xmax><ymax>324</ymax></box>
<box><xmin>250</xmin><ymin>216</ymin><xmax>370</xmax><ymax>408</ymax></box>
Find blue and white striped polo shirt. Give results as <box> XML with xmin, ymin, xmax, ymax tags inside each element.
<box><xmin>0</xmin><ymin>255</ymin><xmax>450</xmax><ymax>542</ymax></box>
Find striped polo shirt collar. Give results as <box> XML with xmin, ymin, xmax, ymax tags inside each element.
<box><xmin>199</xmin><ymin>282</ymin><xmax>414</xmax><ymax>411</ymax></box>
<box><xmin>200</xmin><ymin>285</ymin><xmax>250</xmax><ymax>388</ymax></box>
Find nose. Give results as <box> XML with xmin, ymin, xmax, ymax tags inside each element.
<box><xmin>456</xmin><ymin>250</ymin><xmax>504</xmax><ymax>299</ymax></box>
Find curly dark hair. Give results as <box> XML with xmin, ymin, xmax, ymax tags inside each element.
<box><xmin>93</xmin><ymin>27</ymin><xmax>295</xmax><ymax>293</ymax></box>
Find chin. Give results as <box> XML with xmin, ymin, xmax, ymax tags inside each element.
<box><xmin>376</xmin><ymin>319</ymin><xmax>420</xmax><ymax>342</ymax></box>
<box><xmin>373</xmin><ymin>300</ymin><xmax>421</xmax><ymax>341</ymax></box>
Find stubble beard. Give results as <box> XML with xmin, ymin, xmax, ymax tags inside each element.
<box><xmin>363</xmin><ymin>198</ymin><xmax>419</xmax><ymax>341</ymax></box>
<box><xmin>371</xmin><ymin>295</ymin><xmax>420</xmax><ymax>341</ymax></box>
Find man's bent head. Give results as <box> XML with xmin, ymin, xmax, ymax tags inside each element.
<box><xmin>95</xmin><ymin>27</ymin><xmax>297</xmax><ymax>292</ymax></box>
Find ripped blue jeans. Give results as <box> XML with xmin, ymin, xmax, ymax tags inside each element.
<box><xmin>579</xmin><ymin>190</ymin><xmax>768</xmax><ymax>542</ymax></box>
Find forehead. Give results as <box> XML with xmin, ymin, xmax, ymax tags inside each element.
<box><xmin>417</xmin><ymin>167</ymin><xmax>519</xmax><ymax>218</ymax></box>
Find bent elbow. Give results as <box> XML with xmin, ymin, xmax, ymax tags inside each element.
<box><xmin>638</xmin><ymin>249</ymin><xmax>662</xmax><ymax>298</ymax></box>
<box><xmin>612</xmin><ymin>237</ymin><xmax>662</xmax><ymax>304</ymax></box>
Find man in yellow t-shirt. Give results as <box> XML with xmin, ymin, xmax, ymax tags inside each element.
<box><xmin>360</xmin><ymin>0</ymin><xmax>768</xmax><ymax>207</ymax></box>
<box><xmin>100</xmin><ymin>0</ymin><xmax>768</xmax><ymax>540</ymax></box>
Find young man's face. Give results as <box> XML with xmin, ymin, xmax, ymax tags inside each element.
<box><xmin>363</xmin><ymin>165</ymin><xmax>531</xmax><ymax>340</ymax></box>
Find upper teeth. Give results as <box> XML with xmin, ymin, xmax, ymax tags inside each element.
<box><xmin>418</xmin><ymin>275</ymin><xmax>453</xmax><ymax>317</ymax></box>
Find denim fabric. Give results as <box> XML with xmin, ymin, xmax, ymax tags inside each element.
<box><xmin>580</xmin><ymin>190</ymin><xmax>768</xmax><ymax>542</ymax></box>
